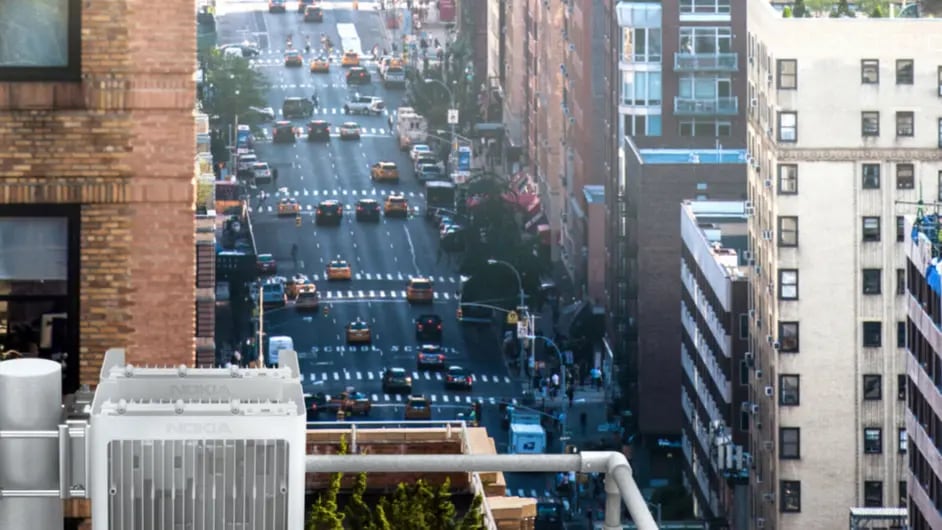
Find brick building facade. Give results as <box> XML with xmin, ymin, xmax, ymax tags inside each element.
<box><xmin>0</xmin><ymin>0</ymin><xmax>196</xmax><ymax>394</ymax></box>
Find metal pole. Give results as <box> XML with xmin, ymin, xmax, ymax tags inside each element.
<box><xmin>257</xmin><ymin>283</ymin><xmax>264</xmax><ymax>366</ymax></box>
<box><xmin>0</xmin><ymin>358</ymin><xmax>64</xmax><ymax>530</ymax></box>
<box><xmin>604</xmin><ymin>473</ymin><xmax>622</xmax><ymax>530</ymax></box>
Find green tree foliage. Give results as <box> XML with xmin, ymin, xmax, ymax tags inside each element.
<box><xmin>372</xmin><ymin>503</ymin><xmax>392</xmax><ymax>530</ymax></box>
<box><xmin>307</xmin><ymin>437</ymin><xmax>347</xmax><ymax>530</ymax></box>
<box><xmin>792</xmin><ymin>0</ymin><xmax>809</xmax><ymax>16</ymax></box>
<box><xmin>343</xmin><ymin>472</ymin><xmax>373</xmax><ymax>530</ymax></box>
<box><xmin>830</xmin><ymin>0</ymin><xmax>853</xmax><ymax>17</ymax></box>
<box><xmin>430</xmin><ymin>478</ymin><xmax>457</xmax><ymax>530</ymax></box>
<box><xmin>457</xmin><ymin>495</ymin><xmax>485</xmax><ymax>530</ymax></box>
<box><xmin>782</xmin><ymin>5</ymin><xmax>793</xmax><ymax>16</ymax></box>
<box><xmin>201</xmin><ymin>50</ymin><xmax>269</xmax><ymax>129</ymax></box>
<box><xmin>803</xmin><ymin>0</ymin><xmax>834</xmax><ymax>15</ymax></box>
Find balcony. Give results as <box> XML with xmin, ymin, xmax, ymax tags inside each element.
<box><xmin>674</xmin><ymin>52</ymin><xmax>739</xmax><ymax>72</ymax></box>
<box><xmin>674</xmin><ymin>96</ymin><xmax>738</xmax><ymax>116</ymax></box>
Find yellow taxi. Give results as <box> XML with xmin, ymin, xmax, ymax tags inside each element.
<box><xmin>285</xmin><ymin>273</ymin><xmax>310</xmax><ymax>298</ymax></box>
<box><xmin>277</xmin><ymin>197</ymin><xmax>300</xmax><ymax>216</ymax></box>
<box><xmin>341</xmin><ymin>50</ymin><xmax>360</xmax><ymax>67</ymax></box>
<box><xmin>326</xmin><ymin>259</ymin><xmax>352</xmax><ymax>280</ymax></box>
<box><xmin>384</xmin><ymin>194</ymin><xmax>409</xmax><ymax>217</ymax></box>
<box><xmin>310</xmin><ymin>56</ymin><xmax>330</xmax><ymax>73</ymax></box>
<box><xmin>294</xmin><ymin>284</ymin><xmax>319</xmax><ymax>310</ymax></box>
<box><xmin>370</xmin><ymin>162</ymin><xmax>399</xmax><ymax>183</ymax></box>
<box><xmin>345</xmin><ymin>319</ymin><xmax>372</xmax><ymax>343</ymax></box>
<box><xmin>406</xmin><ymin>277</ymin><xmax>434</xmax><ymax>303</ymax></box>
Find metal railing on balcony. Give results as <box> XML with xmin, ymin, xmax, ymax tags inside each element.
<box><xmin>673</xmin><ymin>96</ymin><xmax>738</xmax><ymax>116</ymax></box>
<box><xmin>673</xmin><ymin>52</ymin><xmax>738</xmax><ymax>72</ymax></box>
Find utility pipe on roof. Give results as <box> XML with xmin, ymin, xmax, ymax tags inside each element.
<box><xmin>305</xmin><ymin>451</ymin><xmax>658</xmax><ymax>529</ymax></box>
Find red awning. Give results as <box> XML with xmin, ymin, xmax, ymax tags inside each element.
<box><xmin>501</xmin><ymin>192</ymin><xmax>540</xmax><ymax>214</ymax></box>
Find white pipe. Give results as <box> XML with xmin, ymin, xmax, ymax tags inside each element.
<box><xmin>604</xmin><ymin>474</ymin><xmax>621</xmax><ymax>530</ymax></box>
<box><xmin>304</xmin><ymin>451</ymin><xmax>658</xmax><ymax>529</ymax></box>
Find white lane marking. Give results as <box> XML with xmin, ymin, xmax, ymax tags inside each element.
<box><xmin>403</xmin><ymin>225</ymin><xmax>420</xmax><ymax>274</ymax></box>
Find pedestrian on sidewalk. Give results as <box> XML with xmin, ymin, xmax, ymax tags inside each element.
<box><xmin>387</xmin><ymin>114</ymin><xmax>393</xmax><ymax>131</ymax></box>
<box><xmin>567</xmin><ymin>386</ymin><xmax>574</xmax><ymax>407</ymax></box>
<box><xmin>590</xmin><ymin>366</ymin><xmax>602</xmax><ymax>390</ymax></box>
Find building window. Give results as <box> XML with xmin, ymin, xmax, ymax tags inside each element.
<box><xmin>897</xmin><ymin>321</ymin><xmax>906</xmax><ymax>348</ymax></box>
<box><xmin>679</xmin><ymin>0</ymin><xmax>732</xmax><ymax>15</ymax></box>
<box><xmin>863</xmin><ymin>321</ymin><xmax>882</xmax><ymax>347</ymax></box>
<box><xmin>938</xmin><ymin>65</ymin><xmax>942</xmax><ymax>96</ymax></box>
<box><xmin>779</xmin><ymin>269</ymin><xmax>798</xmax><ymax>300</ymax></box>
<box><xmin>938</xmin><ymin>118</ymin><xmax>942</xmax><ymax>148</ymax></box>
<box><xmin>864</xmin><ymin>428</ymin><xmax>883</xmax><ymax>454</ymax></box>
<box><xmin>897</xmin><ymin>164</ymin><xmax>915</xmax><ymax>189</ymax></box>
<box><xmin>896</xmin><ymin>59</ymin><xmax>914</xmax><ymax>84</ymax></box>
<box><xmin>899</xmin><ymin>428</ymin><xmax>907</xmax><ymax>453</ymax></box>
<box><xmin>777</xmin><ymin>59</ymin><xmax>797</xmax><ymax>89</ymax></box>
<box><xmin>621</xmin><ymin>71</ymin><xmax>663</xmax><ymax>106</ymax></box>
<box><xmin>739</xmin><ymin>314</ymin><xmax>749</xmax><ymax>339</ymax></box>
<box><xmin>898</xmin><ymin>374</ymin><xmax>907</xmax><ymax>400</ymax></box>
<box><xmin>896</xmin><ymin>111</ymin><xmax>915</xmax><ymax>137</ymax></box>
<box><xmin>739</xmin><ymin>360</ymin><xmax>749</xmax><ymax>386</ymax></box>
<box><xmin>896</xmin><ymin>216</ymin><xmax>905</xmax><ymax>242</ymax></box>
<box><xmin>778</xmin><ymin>322</ymin><xmax>799</xmax><ymax>352</ymax></box>
<box><xmin>779</xmin><ymin>374</ymin><xmax>800</xmax><ymax>406</ymax></box>
<box><xmin>862</xmin><ymin>217</ymin><xmax>881</xmax><ymax>242</ymax></box>
<box><xmin>862</xmin><ymin>164</ymin><xmax>881</xmax><ymax>189</ymax></box>
<box><xmin>778</xmin><ymin>111</ymin><xmax>797</xmax><ymax>143</ymax></box>
<box><xmin>623</xmin><ymin>27</ymin><xmax>662</xmax><ymax>63</ymax></box>
<box><xmin>678</xmin><ymin>119</ymin><xmax>730</xmax><ymax>137</ymax></box>
<box><xmin>864</xmin><ymin>481</ymin><xmax>883</xmax><ymax>508</ymax></box>
<box><xmin>897</xmin><ymin>269</ymin><xmax>905</xmax><ymax>295</ymax></box>
<box><xmin>861</xmin><ymin>111</ymin><xmax>880</xmax><ymax>136</ymax></box>
<box><xmin>898</xmin><ymin>481</ymin><xmax>907</xmax><ymax>508</ymax></box>
<box><xmin>679</xmin><ymin>27</ymin><xmax>732</xmax><ymax>55</ymax></box>
<box><xmin>777</xmin><ymin>164</ymin><xmax>798</xmax><ymax>194</ymax></box>
<box><xmin>0</xmin><ymin>0</ymin><xmax>81</xmax><ymax>81</ymax></box>
<box><xmin>862</xmin><ymin>269</ymin><xmax>882</xmax><ymax>295</ymax></box>
<box><xmin>0</xmin><ymin>206</ymin><xmax>80</xmax><ymax>393</ymax></box>
<box><xmin>863</xmin><ymin>374</ymin><xmax>882</xmax><ymax>400</ymax></box>
<box><xmin>779</xmin><ymin>428</ymin><xmax>800</xmax><ymax>459</ymax></box>
<box><xmin>780</xmin><ymin>481</ymin><xmax>801</xmax><ymax>513</ymax></box>
<box><xmin>861</xmin><ymin>59</ymin><xmax>879</xmax><ymax>84</ymax></box>
<box><xmin>777</xmin><ymin>216</ymin><xmax>798</xmax><ymax>247</ymax></box>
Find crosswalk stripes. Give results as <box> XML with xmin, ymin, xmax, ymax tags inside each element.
<box><xmin>275</xmin><ymin>189</ymin><xmax>426</xmax><ymax>200</ymax></box>
<box><xmin>314</xmin><ymin>289</ymin><xmax>456</xmax><ymax>301</ymax></box>
<box><xmin>308</xmin><ymin>273</ymin><xmax>457</xmax><ymax>283</ymax></box>
<box><xmin>313</xmin><ymin>391</ymin><xmax>520</xmax><ymax>407</ymax></box>
<box><xmin>506</xmin><ymin>488</ymin><xmax>554</xmax><ymax>499</ymax></box>
<box><xmin>309</xmin><ymin>370</ymin><xmax>513</xmax><ymax>385</ymax></box>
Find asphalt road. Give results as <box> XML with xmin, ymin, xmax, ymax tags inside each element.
<box><xmin>215</xmin><ymin>1</ymin><xmax>522</xmax><ymax>423</ymax></box>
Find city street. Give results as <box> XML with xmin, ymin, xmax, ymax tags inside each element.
<box><xmin>215</xmin><ymin>1</ymin><xmax>522</xmax><ymax>422</ymax></box>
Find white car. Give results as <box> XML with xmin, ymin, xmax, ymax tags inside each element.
<box><xmin>410</xmin><ymin>144</ymin><xmax>432</xmax><ymax>161</ymax></box>
<box><xmin>339</xmin><ymin>122</ymin><xmax>361</xmax><ymax>140</ymax></box>
<box><xmin>252</xmin><ymin>162</ymin><xmax>273</xmax><ymax>184</ymax></box>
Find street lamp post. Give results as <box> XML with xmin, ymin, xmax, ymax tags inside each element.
<box><xmin>423</xmin><ymin>78</ymin><xmax>457</xmax><ymax>175</ymax></box>
<box><xmin>486</xmin><ymin>259</ymin><xmax>527</xmax><ymax>379</ymax></box>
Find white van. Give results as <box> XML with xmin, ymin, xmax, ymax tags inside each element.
<box><xmin>268</xmin><ymin>336</ymin><xmax>294</xmax><ymax>367</ymax></box>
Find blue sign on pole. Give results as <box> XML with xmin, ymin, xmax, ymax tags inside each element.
<box><xmin>457</xmin><ymin>146</ymin><xmax>471</xmax><ymax>172</ymax></box>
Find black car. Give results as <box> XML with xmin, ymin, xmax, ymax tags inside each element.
<box><xmin>315</xmin><ymin>200</ymin><xmax>343</xmax><ymax>225</ymax></box>
<box><xmin>346</xmin><ymin>67</ymin><xmax>371</xmax><ymax>85</ymax></box>
<box><xmin>416</xmin><ymin>345</ymin><xmax>446</xmax><ymax>371</ymax></box>
<box><xmin>282</xmin><ymin>97</ymin><xmax>314</xmax><ymax>119</ymax></box>
<box><xmin>355</xmin><ymin>198</ymin><xmax>381</xmax><ymax>222</ymax></box>
<box><xmin>297</xmin><ymin>0</ymin><xmax>314</xmax><ymax>12</ymax></box>
<box><xmin>306</xmin><ymin>120</ymin><xmax>331</xmax><ymax>141</ymax></box>
<box><xmin>382</xmin><ymin>367</ymin><xmax>413</xmax><ymax>394</ymax></box>
<box><xmin>268</xmin><ymin>0</ymin><xmax>286</xmax><ymax>12</ymax></box>
<box><xmin>415</xmin><ymin>314</ymin><xmax>443</xmax><ymax>341</ymax></box>
<box><xmin>272</xmin><ymin>121</ymin><xmax>296</xmax><ymax>143</ymax></box>
<box><xmin>445</xmin><ymin>365</ymin><xmax>473</xmax><ymax>391</ymax></box>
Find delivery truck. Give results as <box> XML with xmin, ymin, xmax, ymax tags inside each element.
<box><xmin>508</xmin><ymin>408</ymin><xmax>547</xmax><ymax>454</ymax></box>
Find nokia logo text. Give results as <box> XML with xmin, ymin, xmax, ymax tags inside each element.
<box><xmin>166</xmin><ymin>422</ymin><xmax>233</xmax><ymax>435</ymax></box>
<box><xmin>169</xmin><ymin>384</ymin><xmax>233</xmax><ymax>399</ymax></box>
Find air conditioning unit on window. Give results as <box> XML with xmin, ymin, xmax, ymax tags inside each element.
<box><xmin>750</xmin><ymin>98</ymin><xmax>758</xmax><ymax>107</ymax></box>
<box><xmin>773</xmin><ymin>341</ymin><xmax>781</xmax><ymax>350</ymax></box>
<box><xmin>755</xmin><ymin>370</ymin><xmax>764</xmax><ymax>380</ymax></box>
<box><xmin>744</xmin><ymin>200</ymin><xmax>753</xmax><ymax>209</ymax></box>
<box><xmin>761</xmin><ymin>230</ymin><xmax>773</xmax><ymax>241</ymax></box>
<box><xmin>767</xmin><ymin>73</ymin><xmax>773</xmax><ymax>85</ymax></box>
<box><xmin>764</xmin><ymin>179</ymin><xmax>772</xmax><ymax>188</ymax></box>
<box><xmin>764</xmin><ymin>386</ymin><xmax>774</xmax><ymax>397</ymax></box>
<box><xmin>763</xmin><ymin>492</ymin><xmax>776</xmax><ymax>503</ymax></box>
<box><xmin>744</xmin><ymin>250</ymin><xmax>753</xmax><ymax>261</ymax></box>
<box><xmin>750</xmin><ymin>403</ymin><xmax>760</xmax><ymax>414</ymax></box>
<box><xmin>762</xmin><ymin>440</ymin><xmax>774</xmax><ymax>450</ymax></box>
<box><xmin>745</xmin><ymin>351</ymin><xmax>755</xmax><ymax>365</ymax></box>
<box><xmin>756</xmin><ymin>517</ymin><xmax>766</xmax><ymax>528</ymax></box>
<box><xmin>745</xmin><ymin>206</ymin><xmax>755</xmax><ymax>216</ymax></box>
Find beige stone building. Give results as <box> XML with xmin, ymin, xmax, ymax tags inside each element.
<box><xmin>0</xmin><ymin>0</ymin><xmax>197</xmax><ymax>395</ymax></box>
<box><xmin>745</xmin><ymin>2</ymin><xmax>942</xmax><ymax>528</ymax></box>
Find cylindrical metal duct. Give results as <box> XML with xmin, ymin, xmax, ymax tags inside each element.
<box><xmin>0</xmin><ymin>358</ymin><xmax>63</xmax><ymax>530</ymax></box>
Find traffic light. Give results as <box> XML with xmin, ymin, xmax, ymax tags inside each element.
<box><xmin>295</xmin><ymin>214</ymin><xmax>302</xmax><ymax>227</ymax></box>
<box><xmin>472</xmin><ymin>401</ymin><xmax>482</xmax><ymax>423</ymax></box>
